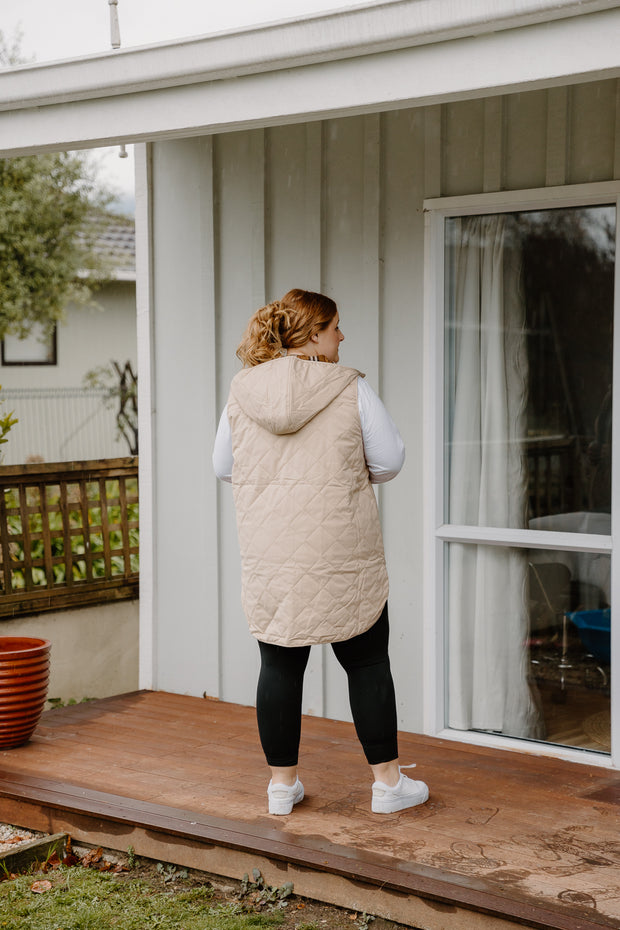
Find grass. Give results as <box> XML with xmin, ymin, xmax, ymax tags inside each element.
<box><xmin>0</xmin><ymin>866</ymin><xmax>286</xmax><ymax>930</ymax></box>
<box><xmin>0</xmin><ymin>842</ymin><xmax>390</xmax><ymax>930</ymax></box>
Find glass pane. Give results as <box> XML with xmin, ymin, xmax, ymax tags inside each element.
<box><xmin>2</xmin><ymin>323</ymin><xmax>55</xmax><ymax>364</ymax></box>
<box><xmin>446</xmin><ymin>542</ymin><xmax>611</xmax><ymax>754</ymax></box>
<box><xmin>445</xmin><ymin>205</ymin><xmax>614</xmax><ymax>533</ymax></box>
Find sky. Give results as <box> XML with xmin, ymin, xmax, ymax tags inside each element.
<box><xmin>3</xmin><ymin>0</ymin><xmax>366</xmax><ymax>212</ymax></box>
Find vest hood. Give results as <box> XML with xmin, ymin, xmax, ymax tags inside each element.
<box><xmin>229</xmin><ymin>356</ymin><xmax>362</xmax><ymax>435</ymax></box>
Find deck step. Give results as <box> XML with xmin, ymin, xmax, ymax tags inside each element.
<box><xmin>0</xmin><ymin>692</ymin><xmax>618</xmax><ymax>930</ymax></box>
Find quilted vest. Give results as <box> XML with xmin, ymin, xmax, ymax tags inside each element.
<box><xmin>227</xmin><ymin>356</ymin><xmax>389</xmax><ymax>646</ymax></box>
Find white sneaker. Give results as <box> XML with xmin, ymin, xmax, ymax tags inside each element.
<box><xmin>371</xmin><ymin>772</ymin><xmax>429</xmax><ymax>814</ymax></box>
<box><xmin>267</xmin><ymin>778</ymin><xmax>304</xmax><ymax>815</ymax></box>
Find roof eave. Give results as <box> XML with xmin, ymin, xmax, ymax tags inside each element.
<box><xmin>1</xmin><ymin>0</ymin><xmax>618</xmax><ymax>113</ymax></box>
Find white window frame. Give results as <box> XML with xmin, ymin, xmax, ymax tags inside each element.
<box><xmin>423</xmin><ymin>180</ymin><xmax>620</xmax><ymax>770</ymax></box>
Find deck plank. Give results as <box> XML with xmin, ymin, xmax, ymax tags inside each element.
<box><xmin>1</xmin><ymin>691</ymin><xmax>619</xmax><ymax>930</ymax></box>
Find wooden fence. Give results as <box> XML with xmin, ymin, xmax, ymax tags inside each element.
<box><xmin>0</xmin><ymin>458</ymin><xmax>138</xmax><ymax>618</ymax></box>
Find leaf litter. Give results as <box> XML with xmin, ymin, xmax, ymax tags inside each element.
<box><xmin>0</xmin><ymin>827</ymin><xmax>412</xmax><ymax>930</ymax></box>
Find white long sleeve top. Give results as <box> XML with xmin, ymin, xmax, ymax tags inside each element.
<box><xmin>213</xmin><ymin>375</ymin><xmax>405</xmax><ymax>484</ymax></box>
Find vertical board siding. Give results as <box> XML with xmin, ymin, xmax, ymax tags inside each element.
<box><xmin>266</xmin><ymin>123</ymin><xmax>322</xmax><ymax>294</ymax></box>
<box><xmin>424</xmin><ymin>106</ymin><xmax>443</xmax><ymax>199</ymax></box>
<box><xmin>614</xmin><ymin>83</ymin><xmax>620</xmax><ymax>179</ymax></box>
<box><xmin>266</xmin><ymin>123</ymin><xmax>308</xmax><ymax>291</ymax></box>
<box><xmin>304</xmin><ymin>123</ymin><xmax>323</xmax><ymax>287</ymax></box>
<box><xmin>249</xmin><ymin>129</ymin><xmax>267</xmax><ymax>310</ymax></box>
<box><xmin>200</xmin><ymin>137</ymin><xmax>221</xmax><ymax>702</ymax></box>
<box><xmin>320</xmin><ymin>115</ymin><xmax>373</xmax><ymax>720</ymax></box>
<box><xmin>322</xmin><ymin>113</ymin><xmax>383</xmax><ymax>720</ymax></box>
<box><xmin>361</xmin><ymin>113</ymin><xmax>382</xmax><ymax>391</ymax></box>
<box><xmin>546</xmin><ymin>85</ymin><xmax>570</xmax><ymax>187</ymax></box>
<box><xmin>483</xmin><ymin>97</ymin><xmax>504</xmax><ymax>193</ymax></box>
<box><xmin>150</xmin><ymin>138</ymin><xmax>220</xmax><ymax>698</ymax></box>
<box><xmin>323</xmin><ymin>118</ymin><xmax>367</xmax><ymax>323</ymax></box>
<box><xmin>503</xmin><ymin>91</ymin><xmax>548</xmax><ymax>191</ymax></box>
<box><xmin>443</xmin><ymin>98</ymin><xmax>485</xmax><ymax>197</ymax></box>
<box><xmin>569</xmin><ymin>81</ymin><xmax>618</xmax><ymax>184</ymax></box>
<box><xmin>265</xmin><ymin>120</ymin><xmax>327</xmax><ymax>716</ymax></box>
<box><xmin>381</xmin><ymin>106</ymin><xmax>428</xmax><ymax>731</ymax></box>
<box><xmin>151</xmin><ymin>77</ymin><xmax>620</xmax><ymax>732</ymax></box>
<box><xmin>214</xmin><ymin>131</ymin><xmax>265</xmax><ymax>707</ymax></box>
<box><xmin>321</xmin><ymin>116</ymin><xmax>383</xmax><ymax>380</ymax></box>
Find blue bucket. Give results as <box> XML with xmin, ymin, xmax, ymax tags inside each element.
<box><xmin>566</xmin><ymin>609</ymin><xmax>611</xmax><ymax>665</ymax></box>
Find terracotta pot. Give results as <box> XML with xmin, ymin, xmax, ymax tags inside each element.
<box><xmin>0</xmin><ymin>637</ymin><xmax>51</xmax><ymax>749</ymax></box>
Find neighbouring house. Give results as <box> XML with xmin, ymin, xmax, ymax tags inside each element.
<box><xmin>0</xmin><ymin>0</ymin><xmax>618</xmax><ymax>768</ymax></box>
<box><xmin>0</xmin><ymin>213</ymin><xmax>137</xmax><ymax>464</ymax></box>
<box><xmin>0</xmin><ymin>214</ymin><xmax>139</xmax><ymax>702</ymax></box>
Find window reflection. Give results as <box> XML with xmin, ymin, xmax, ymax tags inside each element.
<box><xmin>527</xmin><ymin>549</ymin><xmax>610</xmax><ymax>752</ymax></box>
<box><xmin>443</xmin><ymin>203</ymin><xmax>614</xmax><ymax>754</ymax></box>
<box><xmin>447</xmin><ymin>543</ymin><xmax>611</xmax><ymax>753</ymax></box>
<box><xmin>523</xmin><ymin>206</ymin><xmax>614</xmax><ymax>528</ymax></box>
<box><xmin>445</xmin><ymin>204</ymin><xmax>615</xmax><ymax>533</ymax></box>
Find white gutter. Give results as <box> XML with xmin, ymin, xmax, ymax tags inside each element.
<box><xmin>0</xmin><ymin>0</ymin><xmax>618</xmax><ymax>112</ymax></box>
<box><xmin>1</xmin><ymin>0</ymin><xmax>620</xmax><ymax>156</ymax></box>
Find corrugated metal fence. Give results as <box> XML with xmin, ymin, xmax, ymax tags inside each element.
<box><xmin>0</xmin><ymin>389</ymin><xmax>131</xmax><ymax>465</ymax></box>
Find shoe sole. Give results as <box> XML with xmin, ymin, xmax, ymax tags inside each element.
<box><xmin>268</xmin><ymin>786</ymin><xmax>304</xmax><ymax>815</ymax></box>
<box><xmin>371</xmin><ymin>784</ymin><xmax>429</xmax><ymax>814</ymax></box>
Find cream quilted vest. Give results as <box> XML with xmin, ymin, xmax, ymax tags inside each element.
<box><xmin>227</xmin><ymin>356</ymin><xmax>389</xmax><ymax>646</ymax></box>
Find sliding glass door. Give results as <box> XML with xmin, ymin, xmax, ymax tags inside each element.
<box><xmin>440</xmin><ymin>200</ymin><xmax>615</xmax><ymax>754</ymax></box>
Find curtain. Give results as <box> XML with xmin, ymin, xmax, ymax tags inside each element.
<box><xmin>447</xmin><ymin>214</ymin><xmax>542</xmax><ymax>738</ymax></box>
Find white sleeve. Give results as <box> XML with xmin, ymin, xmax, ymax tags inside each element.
<box><xmin>212</xmin><ymin>405</ymin><xmax>233</xmax><ymax>483</ymax></box>
<box><xmin>357</xmin><ymin>377</ymin><xmax>405</xmax><ymax>483</ymax></box>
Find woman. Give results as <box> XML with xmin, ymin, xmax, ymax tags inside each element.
<box><xmin>213</xmin><ymin>288</ymin><xmax>429</xmax><ymax>815</ymax></box>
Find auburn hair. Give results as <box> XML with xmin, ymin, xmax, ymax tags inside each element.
<box><xmin>236</xmin><ymin>289</ymin><xmax>337</xmax><ymax>367</ymax></box>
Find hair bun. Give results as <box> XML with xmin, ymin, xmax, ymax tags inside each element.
<box><xmin>236</xmin><ymin>290</ymin><xmax>337</xmax><ymax>367</ymax></box>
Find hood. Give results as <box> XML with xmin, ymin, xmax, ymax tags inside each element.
<box><xmin>229</xmin><ymin>356</ymin><xmax>362</xmax><ymax>435</ymax></box>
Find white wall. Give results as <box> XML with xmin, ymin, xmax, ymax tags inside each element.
<box><xmin>0</xmin><ymin>281</ymin><xmax>138</xmax><ymax>464</ymax></box>
<box><xmin>0</xmin><ymin>601</ymin><xmax>139</xmax><ymax>704</ymax></box>
<box><xmin>147</xmin><ymin>77</ymin><xmax>620</xmax><ymax>733</ymax></box>
<box><xmin>0</xmin><ymin>282</ymin><xmax>137</xmax><ymax>390</ymax></box>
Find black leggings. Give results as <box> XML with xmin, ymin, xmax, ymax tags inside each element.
<box><xmin>256</xmin><ymin>603</ymin><xmax>398</xmax><ymax>767</ymax></box>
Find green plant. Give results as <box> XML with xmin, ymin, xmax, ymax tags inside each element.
<box><xmin>42</xmin><ymin>842</ymin><xmax>61</xmax><ymax>867</ymax></box>
<box><xmin>47</xmin><ymin>697</ymin><xmax>96</xmax><ymax>709</ymax></box>
<box><xmin>83</xmin><ymin>360</ymin><xmax>138</xmax><ymax>454</ymax></box>
<box><xmin>0</xmin><ymin>385</ymin><xmax>18</xmax><ymax>465</ymax></box>
<box><xmin>358</xmin><ymin>914</ymin><xmax>375</xmax><ymax>930</ymax></box>
<box><xmin>239</xmin><ymin>869</ymin><xmax>294</xmax><ymax>909</ymax></box>
<box><xmin>156</xmin><ymin>861</ymin><xmax>189</xmax><ymax>884</ymax></box>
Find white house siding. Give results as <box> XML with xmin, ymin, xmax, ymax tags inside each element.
<box><xmin>0</xmin><ymin>282</ymin><xmax>136</xmax><ymax>390</ymax></box>
<box><xmin>147</xmin><ymin>77</ymin><xmax>620</xmax><ymax>733</ymax></box>
<box><xmin>0</xmin><ymin>281</ymin><xmax>137</xmax><ymax>463</ymax></box>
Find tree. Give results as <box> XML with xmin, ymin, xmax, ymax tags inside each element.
<box><xmin>0</xmin><ymin>32</ymin><xmax>114</xmax><ymax>339</ymax></box>
<box><xmin>84</xmin><ymin>361</ymin><xmax>138</xmax><ymax>455</ymax></box>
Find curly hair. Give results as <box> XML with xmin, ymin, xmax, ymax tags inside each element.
<box><xmin>236</xmin><ymin>289</ymin><xmax>337</xmax><ymax>367</ymax></box>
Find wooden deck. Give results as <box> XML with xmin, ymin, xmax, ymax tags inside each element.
<box><xmin>0</xmin><ymin>691</ymin><xmax>619</xmax><ymax>930</ymax></box>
